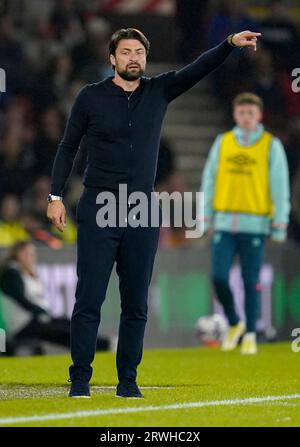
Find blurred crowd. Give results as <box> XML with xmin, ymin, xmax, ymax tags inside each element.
<box><xmin>0</xmin><ymin>0</ymin><xmax>114</xmax><ymax>248</ymax></box>
<box><xmin>0</xmin><ymin>0</ymin><xmax>300</xmax><ymax>248</ymax></box>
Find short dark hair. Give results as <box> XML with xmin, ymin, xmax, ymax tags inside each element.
<box><xmin>233</xmin><ymin>92</ymin><xmax>264</xmax><ymax>111</ymax></box>
<box><xmin>109</xmin><ymin>28</ymin><xmax>150</xmax><ymax>68</ymax></box>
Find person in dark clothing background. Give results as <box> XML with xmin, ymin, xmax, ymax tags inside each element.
<box><xmin>47</xmin><ymin>27</ymin><xmax>261</xmax><ymax>399</ymax></box>
<box><xmin>0</xmin><ymin>241</ymin><xmax>111</xmax><ymax>355</ymax></box>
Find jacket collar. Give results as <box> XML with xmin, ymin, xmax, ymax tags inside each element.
<box><xmin>103</xmin><ymin>75</ymin><xmax>148</xmax><ymax>94</ymax></box>
<box><xmin>233</xmin><ymin>123</ymin><xmax>265</xmax><ymax>146</ymax></box>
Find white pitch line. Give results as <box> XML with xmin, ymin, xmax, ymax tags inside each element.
<box><xmin>93</xmin><ymin>386</ymin><xmax>175</xmax><ymax>390</ymax></box>
<box><xmin>0</xmin><ymin>394</ymin><xmax>300</xmax><ymax>426</ymax></box>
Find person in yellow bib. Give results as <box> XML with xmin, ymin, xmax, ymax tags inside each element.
<box><xmin>201</xmin><ymin>92</ymin><xmax>290</xmax><ymax>354</ymax></box>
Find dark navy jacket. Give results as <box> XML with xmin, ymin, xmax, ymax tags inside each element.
<box><xmin>50</xmin><ymin>39</ymin><xmax>235</xmax><ymax>196</ymax></box>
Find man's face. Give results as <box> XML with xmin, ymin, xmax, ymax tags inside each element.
<box><xmin>110</xmin><ymin>39</ymin><xmax>147</xmax><ymax>81</ymax></box>
<box><xmin>18</xmin><ymin>244</ymin><xmax>37</xmax><ymax>270</ymax></box>
<box><xmin>233</xmin><ymin>104</ymin><xmax>262</xmax><ymax>131</ymax></box>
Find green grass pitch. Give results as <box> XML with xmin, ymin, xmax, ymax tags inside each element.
<box><xmin>0</xmin><ymin>342</ymin><xmax>299</xmax><ymax>427</ymax></box>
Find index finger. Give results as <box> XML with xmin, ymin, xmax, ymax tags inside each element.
<box><xmin>245</xmin><ymin>31</ymin><xmax>262</xmax><ymax>37</ymax></box>
<box><xmin>57</xmin><ymin>223</ymin><xmax>64</xmax><ymax>232</ymax></box>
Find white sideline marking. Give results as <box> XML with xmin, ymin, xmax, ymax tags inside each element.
<box><xmin>0</xmin><ymin>394</ymin><xmax>300</xmax><ymax>425</ymax></box>
<box><xmin>93</xmin><ymin>386</ymin><xmax>175</xmax><ymax>390</ymax></box>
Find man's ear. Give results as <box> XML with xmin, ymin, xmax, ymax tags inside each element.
<box><xmin>110</xmin><ymin>54</ymin><xmax>116</xmax><ymax>67</ymax></box>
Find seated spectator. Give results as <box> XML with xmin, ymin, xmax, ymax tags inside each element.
<box><xmin>0</xmin><ymin>241</ymin><xmax>113</xmax><ymax>355</ymax></box>
<box><xmin>0</xmin><ymin>195</ymin><xmax>29</xmax><ymax>248</ymax></box>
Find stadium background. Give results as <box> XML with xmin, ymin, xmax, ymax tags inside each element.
<box><xmin>0</xmin><ymin>0</ymin><xmax>300</xmax><ymax>349</ymax></box>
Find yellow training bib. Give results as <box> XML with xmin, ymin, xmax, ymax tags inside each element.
<box><xmin>213</xmin><ymin>130</ymin><xmax>274</xmax><ymax>216</ymax></box>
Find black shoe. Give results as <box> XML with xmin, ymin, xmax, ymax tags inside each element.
<box><xmin>68</xmin><ymin>380</ymin><xmax>91</xmax><ymax>398</ymax></box>
<box><xmin>116</xmin><ymin>381</ymin><xmax>144</xmax><ymax>398</ymax></box>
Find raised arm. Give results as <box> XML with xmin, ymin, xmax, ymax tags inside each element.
<box><xmin>164</xmin><ymin>31</ymin><xmax>261</xmax><ymax>102</ymax></box>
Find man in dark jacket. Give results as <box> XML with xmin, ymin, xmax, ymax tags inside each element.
<box><xmin>47</xmin><ymin>28</ymin><xmax>261</xmax><ymax>398</ymax></box>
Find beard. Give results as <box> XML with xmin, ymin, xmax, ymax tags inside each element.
<box><xmin>116</xmin><ymin>64</ymin><xmax>144</xmax><ymax>81</ymax></box>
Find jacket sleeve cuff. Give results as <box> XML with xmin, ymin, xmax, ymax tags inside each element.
<box><xmin>270</xmin><ymin>227</ymin><xmax>287</xmax><ymax>242</ymax></box>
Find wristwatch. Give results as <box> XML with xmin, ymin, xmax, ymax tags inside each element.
<box><xmin>227</xmin><ymin>33</ymin><xmax>238</xmax><ymax>47</ymax></box>
<box><xmin>47</xmin><ymin>194</ymin><xmax>62</xmax><ymax>203</ymax></box>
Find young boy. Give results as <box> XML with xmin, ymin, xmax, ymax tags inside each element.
<box><xmin>201</xmin><ymin>93</ymin><xmax>290</xmax><ymax>354</ymax></box>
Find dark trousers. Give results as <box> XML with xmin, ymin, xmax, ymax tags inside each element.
<box><xmin>70</xmin><ymin>187</ymin><xmax>161</xmax><ymax>383</ymax></box>
<box><xmin>211</xmin><ymin>231</ymin><xmax>265</xmax><ymax>333</ymax></box>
